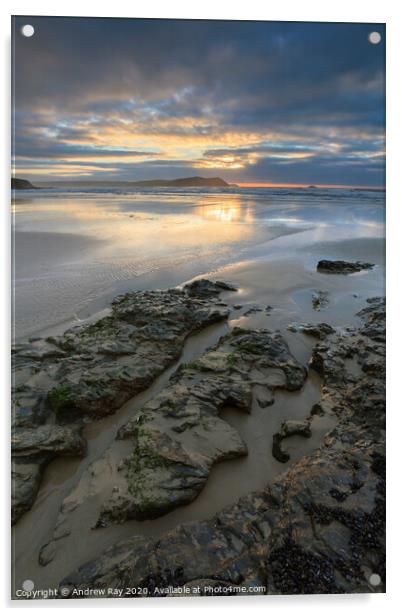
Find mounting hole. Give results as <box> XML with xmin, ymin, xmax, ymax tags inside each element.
<box><xmin>22</xmin><ymin>579</ymin><xmax>35</xmax><ymax>591</ymax></box>
<box><xmin>369</xmin><ymin>573</ymin><xmax>381</xmax><ymax>586</ymax></box>
<box><xmin>21</xmin><ymin>24</ymin><xmax>35</xmax><ymax>38</ymax></box>
<box><xmin>368</xmin><ymin>31</ymin><xmax>381</xmax><ymax>45</ymax></box>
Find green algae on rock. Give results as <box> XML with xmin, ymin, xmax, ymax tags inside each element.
<box><xmin>96</xmin><ymin>328</ymin><xmax>307</xmax><ymax>525</ymax></box>
<box><xmin>11</xmin><ymin>280</ymin><xmax>236</xmax><ymax>524</ymax></box>
<box><xmin>60</xmin><ymin>298</ymin><xmax>385</xmax><ymax>595</ymax></box>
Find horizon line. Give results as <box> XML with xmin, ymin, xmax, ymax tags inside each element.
<box><xmin>236</xmin><ymin>182</ymin><xmax>385</xmax><ymax>190</ymax></box>
<box><xmin>15</xmin><ymin>176</ymin><xmax>385</xmax><ymax>191</ymax></box>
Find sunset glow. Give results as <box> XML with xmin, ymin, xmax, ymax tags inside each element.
<box><xmin>12</xmin><ymin>18</ymin><xmax>385</xmax><ymax>188</ymax></box>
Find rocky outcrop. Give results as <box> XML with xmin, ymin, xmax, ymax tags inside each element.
<box><xmin>95</xmin><ymin>327</ymin><xmax>307</xmax><ymax>525</ymax></box>
<box><xmin>12</xmin><ymin>425</ymin><xmax>86</xmax><ymax>459</ymax></box>
<box><xmin>310</xmin><ymin>297</ymin><xmax>385</xmax><ymax>429</ymax></box>
<box><xmin>11</xmin><ymin>177</ymin><xmax>36</xmax><ymax>190</ymax></box>
<box><xmin>17</xmin><ymin>281</ymin><xmax>232</xmax><ymax>422</ymax></box>
<box><xmin>272</xmin><ymin>419</ymin><xmax>312</xmax><ymax>463</ymax></box>
<box><xmin>12</xmin><ymin>426</ymin><xmax>86</xmax><ymax>525</ymax></box>
<box><xmin>287</xmin><ymin>322</ymin><xmax>335</xmax><ymax>339</ymax></box>
<box><xmin>61</xmin><ymin>439</ymin><xmax>384</xmax><ymax>596</ymax></box>
<box><xmin>11</xmin><ymin>280</ymin><xmax>235</xmax><ymax>524</ymax></box>
<box><xmin>60</xmin><ymin>297</ymin><xmax>385</xmax><ymax>596</ymax></box>
<box><xmin>312</xmin><ymin>290</ymin><xmax>329</xmax><ymax>311</ymax></box>
<box><xmin>183</xmin><ymin>279</ymin><xmax>236</xmax><ymax>298</ymax></box>
<box><xmin>317</xmin><ymin>260</ymin><xmax>374</xmax><ymax>274</ymax></box>
<box><xmin>12</xmin><ymin>462</ymin><xmax>43</xmax><ymax>525</ymax></box>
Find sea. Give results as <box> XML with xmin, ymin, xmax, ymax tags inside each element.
<box><xmin>12</xmin><ymin>186</ymin><xmax>385</xmax><ymax>340</ymax></box>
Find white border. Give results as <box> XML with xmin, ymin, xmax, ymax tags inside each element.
<box><xmin>1</xmin><ymin>1</ymin><xmax>401</xmax><ymax>613</ymax></box>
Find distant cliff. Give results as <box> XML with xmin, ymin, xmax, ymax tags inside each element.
<box><xmin>21</xmin><ymin>177</ymin><xmax>237</xmax><ymax>189</ymax></box>
<box><xmin>131</xmin><ymin>176</ymin><xmax>231</xmax><ymax>188</ymax></box>
<box><xmin>11</xmin><ymin>178</ymin><xmax>36</xmax><ymax>190</ymax></box>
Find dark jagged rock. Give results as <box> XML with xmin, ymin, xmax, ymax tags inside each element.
<box><xmin>309</xmin><ymin>297</ymin><xmax>385</xmax><ymax>439</ymax></box>
<box><xmin>12</xmin><ymin>425</ymin><xmax>85</xmax><ymax>460</ymax></box>
<box><xmin>357</xmin><ymin>297</ymin><xmax>386</xmax><ymax>343</ymax></box>
<box><xmin>13</xmin><ymin>282</ymin><xmax>231</xmax><ymax>424</ymax></box>
<box><xmin>11</xmin><ymin>462</ymin><xmax>44</xmax><ymax>525</ymax></box>
<box><xmin>60</xmin><ymin>297</ymin><xmax>385</xmax><ymax>596</ymax></box>
<box><xmin>11</xmin><ymin>426</ymin><xmax>86</xmax><ymax>525</ymax></box>
<box><xmin>243</xmin><ymin>306</ymin><xmax>263</xmax><ymax>316</ymax></box>
<box><xmin>11</xmin><ymin>281</ymin><xmax>234</xmax><ymax>523</ymax></box>
<box><xmin>95</xmin><ymin>328</ymin><xmax>306</xmax><ymax>524</ymax></box>
<box><xmin>317</xmin><ymin>260</ymin><xmax>374</xmax><ymax>274</ymax></box>
<box><xmin>272</xmin><ymin>419</ymin><xmax>312</xmax><ymax>463</ymax></box>
<box><xmin>184</xmin><ymin>279</ymin><xmax>237</xmax><ymax>298</ymax></box>
<box><xmin>312</xmin><ymin>290</ymin><xmax>329</xmax><ymax>311</ymax></box>
<box><xmin>287</xmin><ymin>322</ymin><xmax>335</xmax><ymax>339</ymax></box>
<box><xmin>61</xmin><ymin>437</ymin><xmax>385</xmax><ymax>596</ymax></box>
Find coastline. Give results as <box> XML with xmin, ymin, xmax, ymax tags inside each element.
<box><xmin>11</xmin><ymin>187</ymin><xmax>385</xmax><ymax>596</ymax></box>
<box><xmin>12</xmin><ymin>232</ymin><xmax>385</xmax><ymax>594</ymax></box>
<box><xmin>12</xmin><ymin>186</ymin><xmax>384</xmax><ymax>341</ymax></box>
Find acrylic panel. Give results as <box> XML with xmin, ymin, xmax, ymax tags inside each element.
<box><xmin>11</xmin><ymin>16</ymin><xmax>385</xmax><ymax>600</ymax></box>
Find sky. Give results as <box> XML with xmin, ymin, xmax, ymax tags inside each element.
<box><xmin>12</xmin><ymin>17</ymin><xmax>385</xmax><ymax>187</ymax></box>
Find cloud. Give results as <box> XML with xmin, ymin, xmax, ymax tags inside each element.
<box><xmin>12</xmin><ymin>17</ymin><xmax>385</xmax><ymax>185</ymax></box>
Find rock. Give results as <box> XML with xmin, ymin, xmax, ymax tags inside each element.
<box><xmin>61</xmin><ymin>438</ymin><xmax>385</xmax><ymax>596</ymax></box>
<box><xmin>11</xmin><ymin>177</ymin><xmax>36</xmax><ymax>190</ymax></box>
<box><xmin>184</xmin><ymin>279</ymin><xmax>237</xmax><ymax>298</ymax></box>
<box><xmin>272</xmin><ymin>420</ymin><xmax>312</xmax><ymax>463</ymax></box>
<box><xmin>60</xmin><ymin>297</ymin><xmax>385</xmax><ymax>596</ymax></box>
<box><xmin>12</xmin><ymin>425</ymin><xmax>86</xmax><ymax>460</ymax></box>
<box><xmin>11</xmin><ymin>426</ymin><xmax>86</xmax><ymax>525</ymax></box>
<box><xmin>254</xmin><ymin>384</ymin><xmax>275</xmax><ymax>408</ymax></box>
<box><xmin>312</xmin><ymin>290</ymin><xmax>329</xmax><ymax>311</ymax></box>
<box><xmin>357</xmin><ymin>297</ymin><xmax>386</xmax><ymax>343</ymax></box>
<box><xmin>317</xmin><ymin>260</ymin><xmax>374</xmax><ymax>274</ymax></box>
<box><xmin>94</xmin><ymin>328</ymin><xmax>306</xmax><ymax>525</ymax></box>
<box><xmin>11</xmin><ymin>281</ymin><xmax>235</xmax><ymax>522</ymax></box>
<box><xmin>309</xmin><ymin>403</ymin><xmax>324</xmax><ymax>417</ymax></box>
<box><xmin>12</xmin><ymin>393</ymin><xmax>50</xmax><ymax>429</ymax></box>
<box><xmin>11</xmin><ymin>462</ymin><xmax>43</xmax><ymax>525</ymax></box>
<box><xmin>39</xmin><ymin>540</ymin><xmax>58</xmax><ymax>566</ymax></box>
<box><xmin>97</xmin><ymin>429</ymin><xmax>216</xmax><ymax>523</ymax></box>
<box><xmin>13</xmin><ymin>283</ymin><xmax>232</xmax><ymax>423</ymax></box>
<box><xmin>243</xmin><ymin>306</ymin><xmax>263</xmax><ymax>316</ymax></box>
<box><xmin>38</xmin><ymin>522</ymin><xmax>71</xmax><ymax>566</ymax></box>
<box><xmin>287</xmin><ymin>322</ymin><xmax>335</xmax><ymax>339</ymax></box>
<box><xmin>309</xmin><ymin>297</ymin><xmax>385</xmax><ymax>428</ymax></box>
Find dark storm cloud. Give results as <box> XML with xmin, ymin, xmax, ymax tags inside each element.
<box><xmin>243</xmin><ymin>154</ymin><xmax>385</xmax><ymax>186</ymax></box>
<box><xmin>12</xmin><ymin>17</ymin><xmax>385</xmax><ymax>185</ymax></box>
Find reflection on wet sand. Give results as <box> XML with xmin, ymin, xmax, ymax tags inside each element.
<box><xmin>12</xmin><ymin>188</ymin><xmax>384</xmax><ymax>340</ymax></box>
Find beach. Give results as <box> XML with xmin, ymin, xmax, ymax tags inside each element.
<box><xmin>12</xmin><ymin>186</ymin><xmax>384</xmax><ymax>339</ymax></box>
<box><xmin>12</xmin><ymin>186</ymin><xmax>385</xmax><ymax>594</ymax></box>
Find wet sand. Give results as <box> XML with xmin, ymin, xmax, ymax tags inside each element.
<box><xmin>12</xmin><ymin>188</ymin><xmax>385</xmax><ymax>592</ymax></box>
<box><xmin>12</xmin><ymin>188</ymin><xmax>383</xmax><ymax>339</ymax></box>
